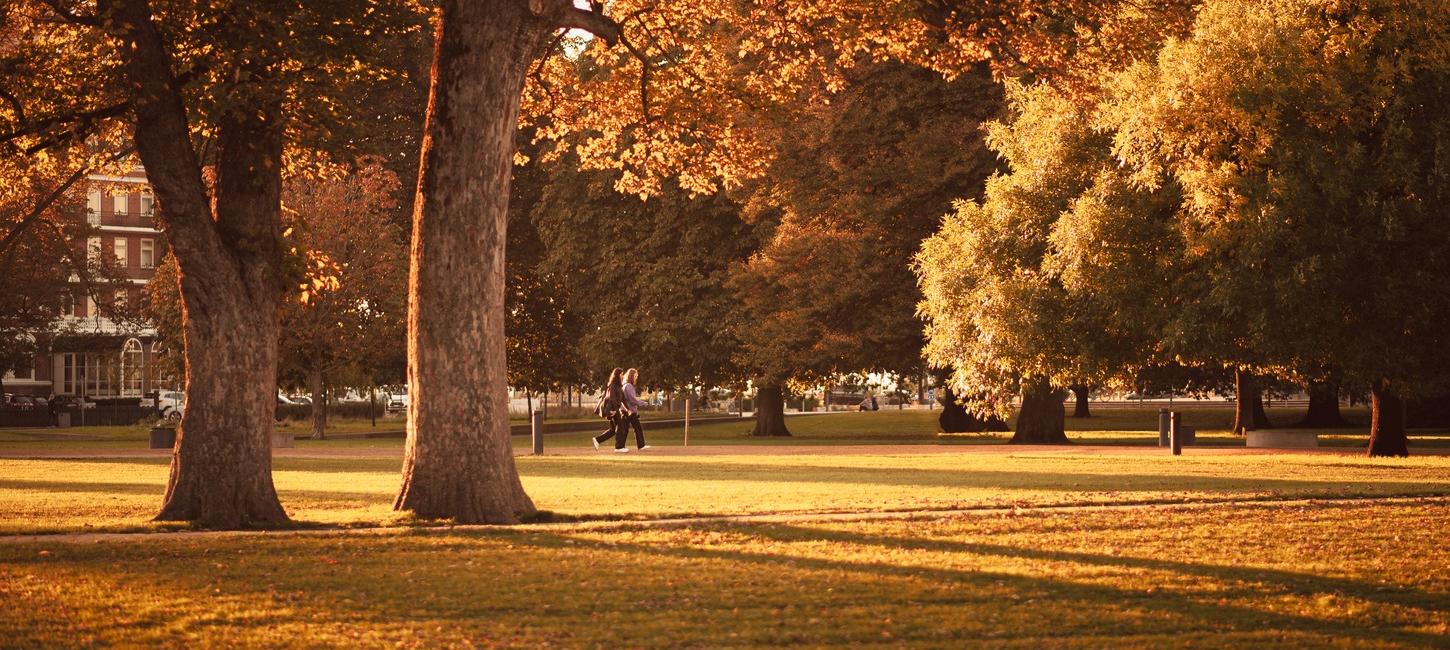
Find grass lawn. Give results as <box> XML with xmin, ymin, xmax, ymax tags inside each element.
<box><xmin>2</xmin><ymin>444</ymin><xmax>1448</xmax><ymax>534</ymax></box>
<box><xmin>1</xmin><ymin>500</ymin><xmax>1445</xmax><ymax>647</ymax></box>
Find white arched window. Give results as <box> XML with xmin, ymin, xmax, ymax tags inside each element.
<box><xmin>121</xmin><ymin>338</ymin><xmax>143</xmax><ymax>397</ymax></box>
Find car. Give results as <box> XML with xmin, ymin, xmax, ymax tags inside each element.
<box><xmin>386</xmin><ymin>389</ymin><xmax>408</xmax><ymax>413</ymax></box>
<box><xmin>3</xmin><ymin>394</ymin><xmax>35</xmax><ymax>411</ymax></box>
<box><xmin>290</xmin><ymin>395</ymin><xmax>313</xmax><ymax>406</ymax></box>
<box><xmin>156</xmin><ymin>391</ymin><xmax>185</xmax><ymax>421</ymax></box>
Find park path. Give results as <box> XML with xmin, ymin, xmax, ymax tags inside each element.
<box><xmin>1</xmin><ymin>494</ymin><xmax>1445</xmax><ymax>547</ymax></box>
<box><xmin>2</xmin><ymin>442</ymin><xmax>1439</xmax><ymax>459</ymax></box>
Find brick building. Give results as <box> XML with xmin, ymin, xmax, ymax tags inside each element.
<box><xmin>2</xmin><ymin>166</ymin><xmax>171</xmax><ymax>399</ymax></box>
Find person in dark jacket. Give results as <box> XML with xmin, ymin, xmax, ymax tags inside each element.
<box><xmin>592</xmin><ymin>367</ymin><xmax>631</xmax><ymax>453</ymax></box>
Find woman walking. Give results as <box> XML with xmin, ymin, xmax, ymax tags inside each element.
<box><xmin>622</xmin><ymin>368</ymin><xmax>650</xmax><ymax>450</ymax></box>
<box><xmin>592</xmin><ymin>367</ymin><xmax>631</xmax><ymax>453</ymax></box>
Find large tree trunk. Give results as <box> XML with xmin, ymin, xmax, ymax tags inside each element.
<box><xmin>1231</xmin><ymin>370</ymin><xmax>1273</xmax><ymax>433</ymax></box>
<box><xmin>750</xmin><ymin>382</ymin><xmax>792</xmax><ymax>436</ymax></box>
<box><xmin>1011</xmin><ymin>378</ymin><xmax>1068</xmax><ymax>444</ymax></box>
<box><xmin>309</xmin><ymin>369</ymin><xmax>326</xmax><ymax>440</ymax></box>
<box><xmin>1069</xmin><ymin>383</ymin><xmax>1091</xmax><ymax>418</ymax></box>
<box><xmin>1368</xmin><ymin>379</ymin><xmax>1409</xmax><ymax>457</ymax></box>
<box><xmin>1299</xmin><ymin>379</ymin><xmax>1347</xmax><ymax>428</ymax></box>
<box><xmin>152</xmin><ymin>98</ymin><xmax>288</xmax><ymax>528</ymax></box>
<box><xmin>394</xmin><ymin>1</ymin><xmax>538</xmax><ymax>523</ymax></box>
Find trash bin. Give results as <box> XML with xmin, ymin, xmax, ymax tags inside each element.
<box><xmin>56</xmin><ymin>412</ymin><xmax>71</xmax><ymax>428</ymax></box>
<box><xmin>149</xmin><ymin>426</ymin><xmax>176</xmax><ymax>449</ymax></box>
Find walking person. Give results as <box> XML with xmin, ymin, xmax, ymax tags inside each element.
<box><xmin>592</xmin><ymin>368</ymin><xmax>631</xmax><ymax>453</ymax></box>
<box><xmin>621</xmin><ymin>368</ymin><xmax>651</xmax><ymax>450</ymax></box>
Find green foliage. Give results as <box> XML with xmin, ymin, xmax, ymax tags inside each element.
<box><xmin>1102</xmin><ymin>0</ymin><xmax>1450</xmax><ymax>392</ymax></box>
<box><xmin>526</xmin><ymin>146</ymin><xmax>762</xmax><ymax>392</ymax></box>
<box><xmin>734</xmin><ymin>63</ymin><xmax>1004</xmax><ymax>388</ymax></box>
<box><xmin>915</xmin><ymin>82</ymin><xmax>1176</xmax><ymax>414</ymax></box>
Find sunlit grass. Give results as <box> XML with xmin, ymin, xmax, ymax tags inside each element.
<box><xmin>2</xmin><ymin>449</ymin><xmax>1448</xmax><ymax>534</ymax></box>
<box><xmin>1</xmin><ymin>500</ymin><xmax>1444</xmax><ymax>647</ymax></box>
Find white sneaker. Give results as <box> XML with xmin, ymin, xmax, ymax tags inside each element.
<box><xmin>639</xmin><ymin>445</ymin><xmax>652</xmax><ymax>450</ymax></box>
<box><xmin>614</xmin><ymin>447</ymin><xmax>630</xmax><ymax>453</ymax></box>
<box><xmin>592</xmin><ymin>438</ymin><xmax>600</xmax><ymax>450</ymax></box>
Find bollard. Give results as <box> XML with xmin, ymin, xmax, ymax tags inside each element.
<box><xmin>531</xmin><ymin>409</ymin><xmax>544</xmax><ymax>455</ymax></box>
<box><xmin>1169</xmin><ymin>411</ymin><xmax>1182</xmax><ymax>456</ymax></box>
<box><xmin>1158</xmin><ymin>409</ymin><xmax>1171</xmax><ymax>447</ymax></box>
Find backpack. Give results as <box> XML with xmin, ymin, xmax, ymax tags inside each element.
<box><xmin>595</xmin><ymin>387</ymin><xmax>620</xmax><ymax>418</ymax></box>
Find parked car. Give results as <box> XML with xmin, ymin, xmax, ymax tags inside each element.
<box><xmin>3</xmin><ymin>394</ymin><xmax>35</xmax><ymax>411</ymax></box>
<box><xmin>387</xmin><ymin>391</ymin><xmax>408</xmax><ymax>414</ymax></box>
<box><xmin>156</xmin><ymin>391</ymin><xmax>185</xmax><ymax>421</ymax></box>
<box><xmin>289</xmin><ymin>395</ymin><xmax>313</xmax><ymax>406</ymax></box>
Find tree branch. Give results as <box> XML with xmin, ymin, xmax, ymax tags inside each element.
<box><xmin>0</xmin><ymin>145</ymin><xmax>135</xmax><ymax>257</ymax></box>
<box><xmin>556</xmin><ymin>6</ymin><xmax>620</xmax><ymax>44</ymax></box>
<box><xmin>37</xmin><ymin>0</ymin><xmax>102</xmax><ymax>26</ymax></box>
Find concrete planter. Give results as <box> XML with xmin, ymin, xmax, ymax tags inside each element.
<box><xmin>148</xmin><ymin>426</ymin><xmax>176</xmax><ymax>449</ymax></box>
<box><xmin>1246</xmin><ymin>430</ymin><xmax>1318</xmax><ymax>448</ymax></box>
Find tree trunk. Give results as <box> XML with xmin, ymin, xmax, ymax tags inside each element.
<box><xmin>1011</xmin><ymin>378</ymin><xmax>1069</xmax><ymax>444</ymax></box>
<box><xmin>1299</xmin><ymin>379</ymin><xmax>1347</xmax><ymax>428</ymax></box>
<box><xmin>308</xmin><ymin>369</ymin><xmax>325</xmax><ymax>440</ymax></box>
<box><xmin>109</xmin><ymin>0</ymin><xmax>288</xmax><ymax>529</ymax></box>
<box><xmin>394</xmin><ymin>1</ymin><xmax>540</xmax><ymax>524</ymax></box>
<box><xmin>937</xmin><ymin>385</ymin><xmax>979</xmax><ymax>433</ymax></box>
<box><xmin>1251</xmin><ymin>391</ymin><xmax>1273</xmax><ymax>429</ymax></box>
<box><xmin>1368</xmin><ymin>379</ymin><xmax>1409</xmax><ymax>457</ymax></box>
<box><xmin>1231</xmin><ymin>370</ymin><xmax>1274</xmax><ymax>433</ymax></box>
<box><xmin>153</xmin><ymin>101</ymin><xmax>288</xmax><ymax>528</ymax></box>
<box><xmin>1069</xmin><ymin>383</ymin><xmax>1091</xmax><ymax>418</ymax></box>
<box><xmin>749</xmin><ymin>382</ymin><xmax>792</xmax><ymax>436</ymax></box>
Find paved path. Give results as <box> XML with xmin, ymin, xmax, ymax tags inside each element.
<box><xmin>1</xmin><ymin>494</ymin><xmax>1443</xmax><ymax>546</ymax></box>
<box><xmin>3</xmin><ymin>442</ymin><xmax>1439</xmax><ymax>460</ymax></box>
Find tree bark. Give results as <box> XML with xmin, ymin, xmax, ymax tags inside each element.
<box><xmin>1231</xmin><ymin>370</ymin><xmax>1273</xmax><ymax>433</ymax></box>
<box><xmin>105</xmin><ymin>0</ymin><xmax>290</xmax><ymax>528</ymax></box>
<box><xmin>749</xmin><ymin>382</ymin><xmax>792</xmax><ymax>436</ymax></box>
<box><xmin>1010</xmin><ymin>378</ymin><xmax>1069</xmax><ymax>444</ymax></box>
<box><xmin>149</xmin><ymin>94</ymin><xmax>288</xmax><ymax>528</ymax></box>
<box><xmin>1368</xmin><ymin>378</ymin><xmax>1409</xmax><ymax>457</ymax></box>
<box><xmin>308</xmin><ymin>369</ymin><xmax>325</xmax><ymax>440</ymax></box>
<box><xmin>394</xmin><ymin>0</ymin><xmax>541</xmax><ymax>523</ymax></box>
<box><xmin>1069</xmin><ymin>383</ymin><xmax>1091</xmax><ymax>418</ymax></box>
<box><xmin>1299</xmin><ymin>379</ymin><xmax>1347</xmax><ymax>428</ymax></box>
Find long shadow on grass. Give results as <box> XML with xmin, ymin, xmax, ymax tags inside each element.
<box><xmin>0</xmin><ymin>478</ymin><xmax>388</xmax><ymax>503</ymax></box>
<box><xmin>541</xmin><ymin>527</ymin><xmax>1445</xmax><ymax>646</ymax></box>
<box><xmin>743</xmin><ymin>522</ymin><xmax>1450</xmax><ymax>614</ymax></box>
<box><xmin>516</xmin><ymin>459</ymin><xmax>1450</xmax><ymax>494</ymax></box>
<box><xmin>5</xmin><ymin>527</ymin><xmax>1441</xmax><ymax>646</ymax></box>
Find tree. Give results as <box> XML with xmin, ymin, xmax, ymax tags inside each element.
<box><xmin>731</xmin><ymin>61</ymin><xmax>1004</xmax><ymax>436</ymax></box>
<box><xmin>3</xmin><ymin>0</ymin><xmax>425</xmax><ymax>527</ymax></box>
<box><xmin>1103</xmin><ymin>0</ymin><xmax>1450</xmax><ymax>456</ymax></box>
<box><xmin>400</xmin><ymin>0</ymin><xmax>1199</xmax><ymax>520</ymax></box>
<box><xmin>915</xmin><ymin>83</ymin><xmax>1177</xmax><ymax>443</ymax></box>
<box><xmin>278</xmin><ymin>158</ymin><xmax>406</xmax><ymax>440</ymax></box>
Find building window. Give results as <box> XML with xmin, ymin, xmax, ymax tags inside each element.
<box><xmin>85</xmin><ymin>294</ymin><xmax>97</xmax><ymax>319</ymax></box>
<box><xmin>140</xmin><ymin>239</ymin><xmax>155</xmax><ymax>269</ymax></box>
<box><xmin>114</xmin><ymin>288</ymin><xmax>128</xmax><ymax>308</ymax></box>
<box><xmin>59</xmin><ymin>292</ymin><xmax>75</xmax><ymax>317</ymax></box>
<box><xmin>87</xmin><ymin>191</ymin><xmax>101</xmax><ymax>226</ymax></box>
<box><xmin>121</xmin><ymin>339</ymin><xmax>144</xmax><ymax>397</ymax></box>
<box><xmin>112</xmin><ymin>192</ymin><xmax>128</xmax><ymax>216</ymax></box>
<box><xmin>141</xmin><ymin>191</ymin><xmax>154</xmax><ymax>217</ymax></box>
<box><xmin>87</xmin><ymin>236</ymin><xmax>100</xmax><ymax>264</ymax></box>
<box><xmin>114</xmin><ymin>238</ymin><xmax>128</xmax><ymax>266</ymax></box>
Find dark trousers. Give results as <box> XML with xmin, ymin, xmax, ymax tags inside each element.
<box><xmin>594</xmin><ymin>414</ymin><xmax>628</xmax><ymax>449</ymax></box>
<box><xmin>625</xmin><ymin>412</ymin><xmax>647</xmax><ymax>448</ymax></box>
